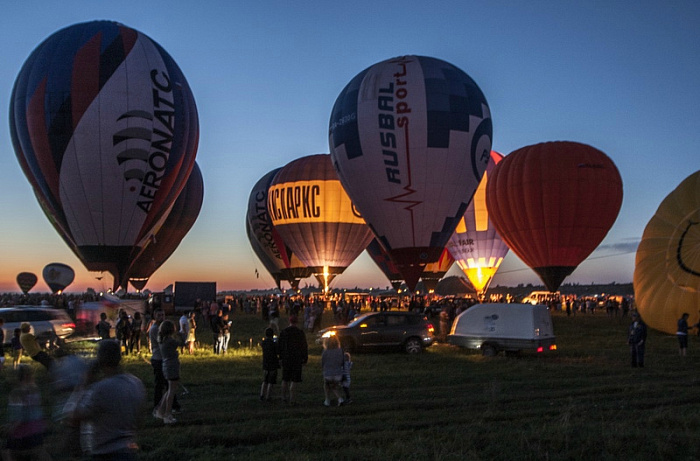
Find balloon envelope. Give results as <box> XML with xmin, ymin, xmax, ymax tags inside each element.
<box><xmin>43</xmin><ymin>263</ymin><xmax>75</xmax><ymax>293</ymax></box>
<box><xmin>486</xmin><ymin>142</ymin><xmax>623</xmax><ymax>292</ymax></box>
<box><xmin>10</xmin><ymin>21</ymin><xmax>199</xmax><ymax>289</ymax></box>
<box><xmin>634</xmin><ymin>171</ymin><xmax>700</xmax><ymax>334</ymax></box>
<box><xmin>366</xmin><ymin>238</ymin><xmax>404</xmax><ymax>292</ymax></box>
<box><xmin>329</xmin><ymin>55</ymin><xmax>492</xmax><ymax>290</ymax></box>
<box><xmin>447</xmin><ymin>151</ymin><xmax>509</xmax><ymax>294</ymax></box>
<box><xmin>247</xmin><ymin>169</ymin><xmax>312</xmax><ymax>290</ymax></box>
<box><xmin>16</xmin><ymin>272</ymin><xmax>38</xmax><ymax>294</ymax></box>
<box><xmin>126</xmin><ymin>162</ymin><xmax>204</xmax><ymax>291</ymax></box>
<box><xmin>267</xmin><ymin>154</ymin><xmax>374</xmax><ymax>290</ymax></box>
<box><xmin>420</xmin><ymin>248</ymin><xmax>455</xmax><ymax>293</ymax></box>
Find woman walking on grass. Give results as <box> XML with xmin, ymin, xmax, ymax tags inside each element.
<box><xmin>321</xmin><ymin>335</ymin><xmax>345</xmax><ymax>407</ymax></box>
<box><xmin>155</xmin><ymin>320</ymin><xmax>181</xmax><ymax>424</ymax></box>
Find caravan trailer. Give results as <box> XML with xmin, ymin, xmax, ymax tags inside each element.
<box><xmin>447</xmin><ymin>303</ymin><xmax>557</xmax><ymax>356</ymax></box>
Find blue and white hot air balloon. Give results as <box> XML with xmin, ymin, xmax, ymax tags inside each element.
<box><xmin>329</xmin><ymin>55</ymin><xmax>491</xmax><ymax>290</ymax></box>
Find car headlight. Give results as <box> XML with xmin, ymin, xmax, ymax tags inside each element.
<box><xmin>321</xmin><ymin>330</ymin><xmax>336</xmax><ymax>339</ymax></box>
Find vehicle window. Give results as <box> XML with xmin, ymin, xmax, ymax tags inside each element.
<box><xmin>406</xmin><ymin>315</ymin><xmax>420</xmax><ymax>325</ymax></box>
<box><xmin>386</xmin><ymin>315</ymin><xmax>407</xmax><ymax>326</ymax></box>
<box><xmin>362</xmin><ymin>315</ymin><xmax>385</xmax><ymax>327</ymax></box>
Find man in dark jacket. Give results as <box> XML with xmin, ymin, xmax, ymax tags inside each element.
<box><xmin>278</xmin><ymin>316</ymin><xmax>308</xmax><ymax>405</ymax></box>
<box><xmin>628</xmin><ymin>312</ymin><xmax>648</xmax><ymax>367</ymax></box>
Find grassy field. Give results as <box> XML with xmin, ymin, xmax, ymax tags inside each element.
<box><xmin>4</xmin><ymin>309</ymin><xmax>700</xmax><ymax>461</ymax></box>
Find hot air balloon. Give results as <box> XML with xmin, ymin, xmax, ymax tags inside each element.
<box><xmin>366</xmin><ymin>238</ymin><xmax>404</xmax><ymax>292</ymax></box>
<box><xmin>329</xmin><ymin>55</ymin><xmax>492</xmax><ymax>290</ymax></box>
<box><xmin>16</xmin><ymin>272</ymin><xmax>38</xmax><ymax>294</ymax></box>
<box><xmin>420</xmin><ymin>248</ymin><xmax>455</xmax><ymax>293</ymax></box>
<box><xmin>486</xmin><ymin>141</ymin><xmax>623</xmax><ymax>292</ymax></box>
<box><xmin>125</xmin><ymin>162</ymin><xmax>204</xmax><ymax>291</ymax></box>
<box><xmin>10</xmin><ymin>21</ymin><xmax>199</xmax><ymax>290</ymax></box>
<box><xmin>634</xmin><ymin>171</ymin><xmax>700</xmax><ymax>334</ymax></box>
<box><xmin>247</xmin><ymin>169</ymin><xmax>312</xmax><ymax>290</ymax></box>
<box><xmin>267</xmin><ymin>154</ymin><xmax>374</xmax><ymax>292</ymax></box>
<box><xmin>43</xmin><ymin>263</ymin><xmax>75</xmax><ymax>294</ymax></box>
<box><xmin>447</xmin><ymin>151</ymin><xmax>509</xmax><ymax>295</ymax></box>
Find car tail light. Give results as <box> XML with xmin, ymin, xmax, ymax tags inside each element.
<box><xmin>549</xmin><ymin>344</ymin><xmax>557</xmax><ymax>351</ymax></box>
<box><xmin>427</xmin><ymin>323</ymin><xmax>435</xmax><ymax>335</ymax></box>
<box><xmin>62</xmin><ymin>322</ymin><xmax>76</xmax><ymax>329</ymax></box>
<box><xmin>537</xmin><ymin>346</ymin><xmax>544</xmax><ymax>353</ymax></box>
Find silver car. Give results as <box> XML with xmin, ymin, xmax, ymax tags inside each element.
<box><xmin>0</xmin><ymin>306</ymin><xmax>76</xmax><ymax>347</ymax></box>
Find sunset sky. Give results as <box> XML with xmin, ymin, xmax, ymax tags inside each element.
<box><xmin>1</xmin><ymin>1</ymin><xmax>699</xmax><ymax>293</ymax></box>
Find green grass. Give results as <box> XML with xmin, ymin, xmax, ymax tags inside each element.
<box><xmin>4</xmin><ymin>311</ymin><xmax>700</xmax><ymax>461</ymax></box>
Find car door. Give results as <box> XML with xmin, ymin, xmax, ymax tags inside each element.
<box><xmin>358</xmin><ymin>314</ymin><xmax>385</xmax><ymax>347</ymax></box>
<box><xmin>382</xmin><ymin>314</ymin><xmax>410</xmax><ymax>346</ymax></box>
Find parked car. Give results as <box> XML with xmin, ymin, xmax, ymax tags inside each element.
<box><xmin>0</xmin><ymin>306</ymin><xmax>76</xmax><ymax>347</ymax></box>
<box><xmin>317</xmin><ymin>312</ymin><xmax>435</xmax><ymax>354</ymax></box>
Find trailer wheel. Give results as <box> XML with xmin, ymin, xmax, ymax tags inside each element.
<box><xmin>481</xmin><ymin>344</ymin><xmax>497</xmax><ymax>357</ymax></box>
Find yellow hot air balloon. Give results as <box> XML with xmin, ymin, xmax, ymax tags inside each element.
<box><xmin>634</xmin><ymin>170</ymin><xmax>700</xmax><ymax>334</ymax></box>
<box><xmin>447</xmin><ymin>151</ymin><xmax>508</xmax><ymax>295</ymax></box>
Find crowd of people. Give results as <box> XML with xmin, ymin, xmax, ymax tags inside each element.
<box><xmin>1</xmin><ymin>288</ymin><xmax>651</xmax><ymax>460</ymax></box>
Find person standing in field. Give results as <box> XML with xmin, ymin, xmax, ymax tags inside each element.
<box><xmin>129</xmin><ymin>311</ymin><xmax>143</xmax><ymax>354</ymax></box>
<box><xmin>677</xmin><ymin>312</ymin><xmax>690</xmax><ymax>356</ymax></box>
<box><xmin>321</xmin><ymin>335</ymin><xmax>345</xmax><ymax>407</ymax></box>
<box><xmin>96</xmin><ymin>312</ymin><xmax>111</xmax><ymax>340</ymax></box>
<box><xmin>186</xmin><ymin>311</ymin><xmax>197</xmax><ymax>354</ymax></box>
<box><xmin>154</xmin><ymin>320</ymin><xmax>181</xmax><ymax>424</ymax></box>
<box><xmin>279</xmin><ymin>315</ymin><xmax>308</xmax><ymax>405</ymax></box>
<box><xmin>628</xmin><ymin>312</ymin><xmax>647</xmax><ymax>367</ymax></box>
<box><xmin>69</xmin><ymin>339</ymin><xmax>145</xmax><ymax>459</ymax></box>
<box><xmin>341</xmin><ymin>351</ymin><xmax>353</xmax><ymax>404</ymax></box>
<box><xmin>149</xmin><ymin>309</ymin><xmax>180</xmax><ymax>415</ymax></box>
<box><xmin>12</xmin><ymin>328</ymin><xmax>23</xmax><ymax>369</ymax></box>
<box><xmin>260</xmin><ymin>327</ymin><xmax>280</xmax><ymax>401</ymax></box>
<box><xmin>5</xmin><ymin>364</ymin><xmax>50</xmax><ymax>460</ymax></box>
<box><xmin>179</xmin><ymin>311</ymin><xmax>189</xmax><ymax>354</ymax></box>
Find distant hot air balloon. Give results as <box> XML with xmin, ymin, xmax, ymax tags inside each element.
<box><xmin>486</xmin><ymin>142</ymin><xmax>623</xmax><ymax>292</ymax></box>
<box><xmin>420</xmin><ymin>248</ymin><xmax>455</xmax><ymax>293</ymax></box>
<box><xmin>267</xmin><ymin>154</ymin><xmax>374</xmax><ymax>291</ymax></box>
<box><xmin>247</xmin><ymin>169</ymin><xmax>312</xmax><ymax>290</ymax></box>
<box><xmin>366</xmin><ymin>238</ymin><xmax>404</xmax><ymax>292</ymax></box>
<box><xmin>634</xmin><ymin>171</ymin><xmax>700</xmax><ymax>334</ymax></box>
<box><xmin>447</xmin><ymin>151</ymin><xmax>509</xmax><ymax>295</ymax></box>
<box><xmin>125</xmin><ymin>162</ymin><xmax>204</xmax><ymax>291</ymax></box>
<box><xmin>16</xmin><ymin>272</ymin><xmax>38</xmax><ymax>294</ymax></box>
<box><xmin>329</xmin><ymin>55</ymin><xmax>492</xmax><ymax>290</ymax></box>
<box><xmin>43</xmin><ymin>263</ymin><xmax>75</xmax><ymax>294</ymax></box>
<box><xmin>10</xmin><ymin>21</ymin><xmax>199</xmax><ymax>290</ymax></box>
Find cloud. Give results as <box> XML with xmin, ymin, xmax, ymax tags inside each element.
<box><xmin>596</xmin><ymin>239</ymin><xmax>640</xmax><ymax>254</ymax></box>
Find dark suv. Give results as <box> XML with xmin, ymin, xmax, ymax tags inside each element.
<box><xmin>317</xmin><ymin>312</ymin><xmax>435</xmax><ymax>354</ymax></box>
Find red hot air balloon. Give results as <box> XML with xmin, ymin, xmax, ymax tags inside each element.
<box><xmin>10</xmin><ymin>21</ymin><xmax>199</xmax><ymax>290</ymax></box>
<box><xmin>486</xmin><ymin>142</ymin><xmax>623</xmax><ymax>292</ymax></box>
<box><xmin>247</xmin><ymin>169</ymin><xmax>312</xmax><ymax>290</ymax></box>
<box><xmin>43</xmin><ymin>263</ymin><xmax>75</xmax><ymax>294</ymax></box>
<box><xmin>125</xmin><ymin>162</ymin><xmax>204</xmax><ymax>291</ymax></box>
<box><xmin>267</xmin><ymin>154</ymin><xmax>374</xmax><ymax>292</ymax></box>
<box><xmin>329</xmin><ymin>55</ymin><xmax>492</xmax><ymax>290</ymax></box>
<box><xmin>16</xmin><ymin>272</ymin><xmax>38</xmax><ymax>294</ymax></box>
<box><xmin>447</xmin><ymin>151</ymin><xmax>509</xmax><ymax>295</ymax></box>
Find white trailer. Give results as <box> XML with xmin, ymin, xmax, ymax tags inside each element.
<box><xmin>447</xmin><ymin>303</ymin><xmax>557</xmax><ymax>356</ymax></box>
